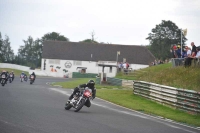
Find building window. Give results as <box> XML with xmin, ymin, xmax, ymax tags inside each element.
<box><xmin>49</xmin><ymin>59</ymin><xmax>60</xmax><ymax>64</ymax></box>
<box><xmin>73</xmin><ymin>61</ymin><xmax>82</xmax><ymax>65</ymax></box>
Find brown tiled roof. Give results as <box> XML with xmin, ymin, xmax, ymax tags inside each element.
<box><xmin>42</xmin><ymin>41</ymin><xmax>155</xmax><ymax>65</ymax></box>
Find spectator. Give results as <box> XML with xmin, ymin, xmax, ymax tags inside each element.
<box><xmin>185</xmin><ymin>46</ymin><xmax>191</xmax><ymax>57</ymax></box>
<box><xmin>118</xmin><ymin>62</ymin><xmax>122</xmax><ymax>72</ymax></box>
<box><xmin>170</xmin><ymin>45</ymin><xmax>177</xmax><ymax>58</ymax></box>
<box><xmin>123</xmin><ymin>62</ymin><xmax>126</xmax><ymax>69</ymax></box>
<box><xmin>191</xmin><ymin>42</ymin><xmax>197</xmax><ymax>57</ymax></box>
<box><xmin>176</xmin><ymin>45</ymin><xmax>182</xmax><ymax>58</ymax></box>
<box><xmin>126</xmin><ymin>62</ymin><xmax>130</xmax><ymax>69</ymax></box>
<box><xmin>194</xmin><ymin>47</ymin><xmax>200</xmax><ymax>58</ymax></box>
<box><xmin>184</xmin><ymin>42</ymin><xmax>197</xmax><ymax>67</ymax></box>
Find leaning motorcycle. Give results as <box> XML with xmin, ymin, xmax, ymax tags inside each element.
<box><xmin>65</xmin><ymin>87</ymin><xmax>93</xmax><ymax>112</ymax></box>
<box><xmin>30</xmin><ymin>75</ymin><xmax>34</xmax><ymax>84</ymax></box>
<box><xmin>1</xmin><ymin>74</ymin><xmax>6</xmax><ymax>86</ymax></box>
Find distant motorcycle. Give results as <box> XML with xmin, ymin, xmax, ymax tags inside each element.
<box><xmin>20</xmin><ymin>75</ymin><xmax>24</xmax><ymax>82</ymax></box>
<box><xmin>65</xmin><ymin>87</ymin><xmax>93</xmax><ymax>112</ymax></box>
<box><xmin>1</xmin><ymin>74</ymin><xmax>6</xmax><ymax>86</ymax></box>
<box><xmin>30</xmin><ymin>75</ymin><xmax>35</xmax><ymax>84</ymax></box>
<box><xmin>24</xmin><ymin>75</ymin><xmax>28</xmax><ymax>82</ymax></box>
<box><xmin>20</xmin><ymin>74</ymin><xmax>28</xmax><ymax>82</ymax></box>
<box><xmin>9</xmin><ymin>73</ymin><xmax>13</xmax><ymax>83</ymax></box>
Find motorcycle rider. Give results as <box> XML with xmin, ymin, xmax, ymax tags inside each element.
<box><xmin>20</xmin><ymin>72</ymin><xmax>27</xmax><ymax>81</ymax></box>
<box><xmin>29</xmin><ymin>72</ymin><xmax>36</xmax><ymax>81</ymax></box>
<box><xmin>0</xmin><ymin>70</ymin><xmax>8</xmax><ymax>84</ymax></box>
<box><xmin>67</xmin><ymin>79</ymin><xmax>96</xmax><ymax>107</ymax></box>
<box><xmin>11</xmin><ymin>71</ymin><xmax>15</xmax><ymax>81</ymax></box>
<box><xmin>8</xmin><ymin>71</ymin><xmax>14</xmax><ymax>82</ymax></box>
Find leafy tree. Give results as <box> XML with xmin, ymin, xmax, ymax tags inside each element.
<box><xmin>42</xmin><ymin>32</ymin><xmax>69</xmax><ymax>41</ymax></box>
<box><xmin>146</xmin><ymin>20</ymin><xmax>187</xmax><ymax>60</ymax></box>
<box><xmin>0</xmin><ymin>32</ymin><xmax>3</xmax><ymax>62</ymax></box>
<box><xmin>17</xmin><ymin>36</ymin><xmax>42</xmax><ymax>68</ymax></box>
<box><xmin>0</xmin><ymin>34</ymin><xmax>14</xmax><ymax>63</ymax></box>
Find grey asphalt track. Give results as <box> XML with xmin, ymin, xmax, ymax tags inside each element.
<box><xmin>0</xmin><ymin>77</ymin><xmax>199</xmax><ymax>133</ymax></box>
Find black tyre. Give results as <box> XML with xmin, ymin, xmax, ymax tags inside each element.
<box><xmin>1</xmin><ymin>80</ymin><xmax>5</xmax><ymax>86</ymax></box>
<box><xmin>65</xmin><ymin>103</ymin><xmax>72</xmax><ymax>110</ymax></box>
<box><xmin>74</xmin><ymin>99</ymin><xmax>86</xmax><ymax>112</ymax></box>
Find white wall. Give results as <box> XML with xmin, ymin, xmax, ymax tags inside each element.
<box><xmin>0</xmin><ymin>62</ymin><xmax>149</xmax><ymax>78</ymax></box>
<box><xmin>130</xmin><ymin>64</ymin><xmax>149</xmax><ymax>70</ymax></box>
<box><xmin>41</xmin><ymin>58</ymin><xmax>149</xmax><ymax>78</ymax></box>
<box><xmin>0</xmin><ymin>63</ymin><xmax>30</xmax><ymax>71</ymax></box>
<box><xmin>41</xmin><ymin>59</ymin><xmax>118</xmax><ymax>78</ymax></box>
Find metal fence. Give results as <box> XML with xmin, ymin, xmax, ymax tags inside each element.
<box><xmin>96</xmin><ymin>77</ymin><xmax>133</xmax><ymax>88</ymax></box>
<box><xmin>171</xmin><ymin>58</ymin><xmax>200</xmax><ymax>67</ymax></box>
<box><xmin>133</xmin><ymin>81</ymin><xmax>200</xmax><ymax>114</ymax></box>
<box><xmin>72</xmin><ymin>72</ymin><xmax>98</xmax><ymax>78</ymax></box>
<box><xmin>171</xmin><ymin>58</ymin><xmax>185</xmax><ymax>67</ymax></box>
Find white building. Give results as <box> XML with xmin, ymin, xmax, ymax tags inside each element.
<box><xmin>41</xmin><ymin>41</ymin><xmax>155</xmax><ymax>78</ymax></box>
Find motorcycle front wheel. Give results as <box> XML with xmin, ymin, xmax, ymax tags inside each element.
<box><xmin>74</xmin><ymin>99</ymin><xmax>86</xmax><ymax>112</ymax></box>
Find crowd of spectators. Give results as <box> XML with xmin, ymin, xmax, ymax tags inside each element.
<box><xmin>117</xmin><ymin>62</ymin><xmax>130</xmax><ymax>74</ymax></box>
<box><xmin>171</xmin><ymin>42</ymin><xmax>200</xmax><ymax>67</ymax></box>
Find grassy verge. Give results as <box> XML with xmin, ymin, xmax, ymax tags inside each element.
<box><xmin>54</xmin><ymin>78</ymin><xmax>130</xmax><ymax>90</ymax></box>
<box><xmin>116</xmin><ymin>63</ymin><xmax>200</xmax><ymax>92</ymax></box>
<box><xmin>0</xmin><ymin>68</ymin><xmax>29</xmax><ymax>76</ymax></box>
<box><xmin>53</xmin><ymin>79</ymin><xmax>200</xmax><ymax>127</ymax></box>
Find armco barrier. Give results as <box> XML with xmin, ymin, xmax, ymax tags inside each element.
<box><xmin>107</xmin><ymin>77</ymin><xmax>122</xmax><ymax>86</ymax></box>
<box><xmin>72</xmin><ymin>72</ymin><xmax>98</xmax><ymax>78</ymax></box>
<box><xmin>133</xmin><ymin>81</ymin><xmax>200</xmax><ymax>114</ymax></box>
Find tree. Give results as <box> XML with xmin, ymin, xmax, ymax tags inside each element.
<box><xmin>80</xmin><ymin>31</ymin><xmax>99</xmax><ymax>43</ymax></box>
<box><xmin>0</xmin><ymin>34</ymin><xmax>14</xmax><ymax>63</ymax></box>
<box><xmin>146</xmin><ymin>20</ymin><xmax>187</xmax><ymax>60</ymax></box>
<box><xmin>17</xmin><ymin>36</ymin><xmax>42</xmax><ymax>68</ymax></box>
<box><xmin>42</xmin><ymin>32</ymin><xmax>69</xmax><ymax>41</ymax></box>
<box><xmin>0</xmin><ymin>32</ymin><xmax>3</xmax><ymax>62</ymax></box>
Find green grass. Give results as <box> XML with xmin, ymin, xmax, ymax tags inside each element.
<box><xmin>97</xmin><ymin>89</ymin><xmax>200</xmax><ymax>126</ymax></box>
<box><xmin>53</xmin><ymin>79</ymin><xmax>200</xmax><ymax>127</ymax></box>
<box><xmin>54</xmin><ymin>78</ymin><xmax>128</xmax><ymax>90</ymax></box>
<box><xmin>0</xmin><ymin>68</ymin><xmax>29</xmax><ymax>76</ymax></box>
<box><xmin>116</xmin><ymin>63</ymin><xmax>200</xmax><ymax>92</ymax></box>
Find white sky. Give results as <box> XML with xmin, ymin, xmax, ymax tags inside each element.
<box><xmin>0</xmin><ymin>0</ymin><xmax>200</xmax><ymax>54</ymax></box>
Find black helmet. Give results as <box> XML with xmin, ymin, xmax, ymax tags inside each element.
<box><xmin>87</xmin><ymin>79</ymin><xmax>95</xmax><ymax>87</ymax></box>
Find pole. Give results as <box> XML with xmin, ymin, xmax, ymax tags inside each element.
<box><xmin>116</xmin><ymin>52</ymin><xmax>118</xmax><ymax>65</ymax></box>
<box><xmin>181</xmin><ymin>29</ymin><xmax>182</xmax><ymax>57</ymax></box>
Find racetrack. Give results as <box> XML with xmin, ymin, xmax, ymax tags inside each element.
<box><xmin>0</xmin><ymin>77</ymin><xmax>199</xmax><ymax>133</ymax></box>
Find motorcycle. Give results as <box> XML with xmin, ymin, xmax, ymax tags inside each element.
<box><xmin>20</xmin><ymin>75</ymin><xmax>24</xmax><ymax>82</ymax></box>
<box><xmin>9</xmin><ymin>74</ymin><xmax>13</xmax><ymax>83</ymax></box>
<box><xmin>30</xmin><ymin>75</ymin><xmax>34</xmax><ymax>84</ymax></box>
<box><xmin>65</xmin><ymin>87</ymin><xmax>93</xmax><ymax>112</ymax></box>
<box><xmin>1</xmin><ymin>74</ymin><xmax>6</xmax><ymax>86</ymax></box>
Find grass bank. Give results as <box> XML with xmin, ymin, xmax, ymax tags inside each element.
<box><xmin>53</xmin><ymin>78</ymin><xmax>200</xmax><ymax>127</ymax></box>
<box><xmin>0</xmin><ymin>68</ymin><xmax>28</xmax><ymax>76</ymax></box>
<box><xmin>116</xmin><ymin>63</ymin><xmax>200</xmax><ymax>92</ymax></box>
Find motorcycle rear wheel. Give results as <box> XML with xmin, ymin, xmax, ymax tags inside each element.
<box><xmin>65</xmin><ymin>103</ymin><xmax>72</xmax><ymax>110</ymax></box>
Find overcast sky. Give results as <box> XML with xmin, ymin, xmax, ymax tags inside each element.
<box><xmin>0</xmin><ymin>0</ymin><xmax>199</xmax><ymax>54</ymax></box>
